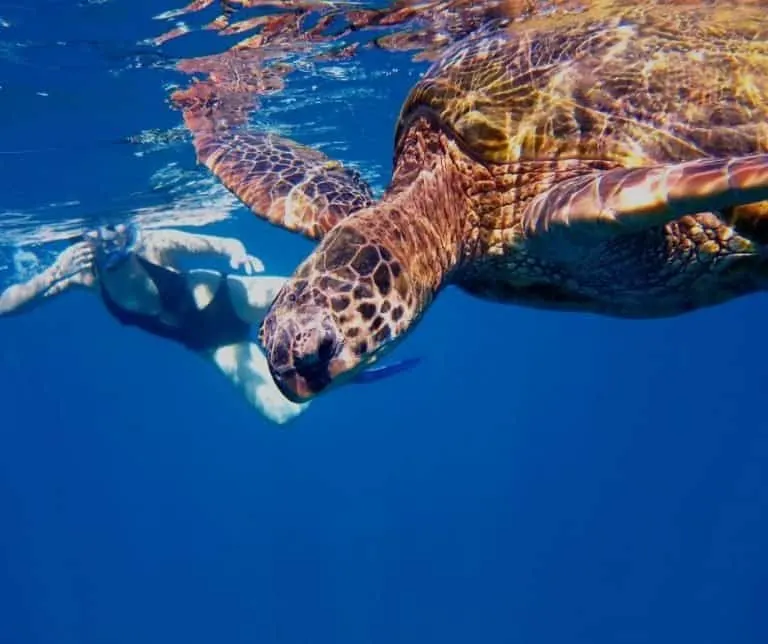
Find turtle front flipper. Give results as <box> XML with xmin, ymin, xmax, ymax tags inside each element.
<box><xmin>196</xmin><ymin>129</ymin><xmax>374</xmax><ymax>240</ymax></box>
<box><xmin>173</xmin><ymin>86</ymin><xmax>374</xmax><ymax>241</ymax></box>
<box><xmin>522</xmin><ymin>154</ymin><xmax>768</xmax><ymax>245</ymax></box>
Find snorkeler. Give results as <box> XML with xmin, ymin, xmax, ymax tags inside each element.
<box><xmin>0</xmin><ymin>223</ymin><xmax>420</xmax><ymax>424</ymax></box>
<box><xmin>0</xmin><ymin>223</ymin><xmax>310</xmax><ymax>424</ymax></box>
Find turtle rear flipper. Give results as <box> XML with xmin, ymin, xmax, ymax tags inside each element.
<box><xmin>523</xmin><ymin>154</ymin><xmax>768</xmax><ymax>244</ymax></box>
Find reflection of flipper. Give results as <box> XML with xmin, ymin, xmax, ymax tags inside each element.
<box><xmin>351</xmin><ymin>357</ymin><xmax>423</xmax><ymax>385</ymax></box>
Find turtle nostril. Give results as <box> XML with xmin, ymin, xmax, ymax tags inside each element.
<box><xmin>317</xmin><ymin>336</ymin><xmax>336</xmax><ymax>363</ymax></box>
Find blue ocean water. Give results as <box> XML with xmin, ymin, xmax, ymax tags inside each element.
<box><xmin>1</xmin><ymin>2</ymin><xmax>767</xmax><ymax>643</ymax></box>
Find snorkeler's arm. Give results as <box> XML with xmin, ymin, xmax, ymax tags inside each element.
<box><xmin>142</xmin><ymin>229</ymin><xmax>265</xmax><ymax>274</ymax></box>
<box><xmin>0</xmin><ymin>242</ymin><xmax>95</xmax><ymax>316</ymax></box>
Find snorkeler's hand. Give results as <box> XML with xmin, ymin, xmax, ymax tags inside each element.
<box><xmin>51</xmin><ymin>241</ymin><xmax>95</xmax><ymax>284</ymax></box>
<box><xmin>227</xmin><ymin>241</ymin><xmax>265</xmax><ymax>275</ymax></box>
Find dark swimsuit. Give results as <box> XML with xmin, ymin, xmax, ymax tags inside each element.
<box><xmin>99</xmin><ymin>255</ymin><xmax>252</xmax><ymax>352</ymax></box>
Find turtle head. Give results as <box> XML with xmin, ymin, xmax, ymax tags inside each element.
<box><xmin>259</xmin><ymin>224</ymin><xmax>419</xmax><ymax>403</ymax></box>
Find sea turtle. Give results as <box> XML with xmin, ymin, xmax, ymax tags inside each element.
<box><xmin>175</xmin><ymin>0</ymin><xmax>768</xmax><ymax>403</ymax></box>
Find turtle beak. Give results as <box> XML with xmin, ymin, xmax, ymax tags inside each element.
<box><xmin>261</xmin><ymin>307</ymin><xmax>351</xmax><ymax>403</ymax></box>
<box><xmin>269</xmin><ymin>353</ymin><xmax>361</xmax><ymax>403</ymax></box>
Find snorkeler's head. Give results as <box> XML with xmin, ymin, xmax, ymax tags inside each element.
<box><xmin>84</xmin><ymin>222</ymin><xmax>139</xmax><ymax>270</ymax></box>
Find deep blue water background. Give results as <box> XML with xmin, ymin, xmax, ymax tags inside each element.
<box><xmin>1</xmin><ymin>2</ymin><xmax>767</xmax><ymax>643</ymax></box>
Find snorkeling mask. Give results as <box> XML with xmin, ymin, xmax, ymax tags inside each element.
<box><xmin>84</xmin><ymin>223</ymin><xmax>139</xmax><ymax>271</ymax></box>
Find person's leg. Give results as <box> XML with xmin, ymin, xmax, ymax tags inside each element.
<box><xmin>223</xmin><ymin>274</ymin><xmax>288</xmax><ymax>323</ymax></box>
<box><xmin>205</xmin><ymin>341</ymin><xmax>309</xmax><ymax>425</ymax></box>
<box><xmin>180</xmin><ymin>271</ymin><xmax>306</xmax><ymax>423</ymax></box>
<box><xmin>183</xmin><ymin>270</ymin><xmax>287</xmax><ymax>323</ymax></box>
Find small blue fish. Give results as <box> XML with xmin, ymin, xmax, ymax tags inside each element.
<box><xmin>351</xmin><ymin>357</ymin><xmax>423</xmax><ymax>385</ymax></box>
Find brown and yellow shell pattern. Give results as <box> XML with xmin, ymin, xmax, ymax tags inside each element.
<box><xmin>384</xmin><ymin>2</ymin><xmax>768</xmax><ymax>312</ymax></box>
<box><xmin>398</xmin><ymin>3</ymin><xmax>768</xmax><ymax>167</ymax></box>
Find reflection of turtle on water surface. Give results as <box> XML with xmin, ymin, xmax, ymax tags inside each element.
<box><xmin>155</xmin><ymin>0</ymin><xmax>511</xmax><ymax>60</ymax></box>
<box><xmin>174</xmin><ymin>0</ymin><xmax>768</xmax><ymax>403</ymax></box>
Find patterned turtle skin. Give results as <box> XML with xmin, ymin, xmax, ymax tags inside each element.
<box><xmin>175</xmin><ymin>0</ymin><xmax>768</xmax><ymax>403</ymax></box>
